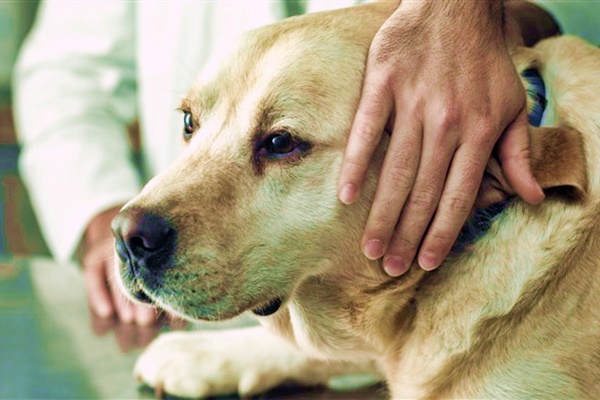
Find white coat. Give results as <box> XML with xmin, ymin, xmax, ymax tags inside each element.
<box><xmin>13</xmin><ymin>0</ymin><xmax>366</xmax><ymax>263</ymax></box>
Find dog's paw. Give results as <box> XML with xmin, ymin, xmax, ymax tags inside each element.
<box><xmin>134</xmin><ymin>327</ymin><xmax>332</xmax><ymax>398</ymax></box>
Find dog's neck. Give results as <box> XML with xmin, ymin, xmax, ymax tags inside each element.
<box><xmin>261</xmin><ymin>192</ymin><xmax>592</xmax><ymax>398</ymax></box>
<box><xmin>358</xmin><ymin>202</ymin><xmax>592</xmax><ymax>398</ymax></box>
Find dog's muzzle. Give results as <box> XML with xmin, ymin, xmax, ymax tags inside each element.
<box><xmin>112</xmin><ymin>209</ymin><xmax>177</xmax><ymax>293</ymax></box>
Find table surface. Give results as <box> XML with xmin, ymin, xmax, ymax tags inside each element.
<box><xmin>0</xmin><ymin>256</ymin><xmax>384</xmax><ymax>399</ymax></box>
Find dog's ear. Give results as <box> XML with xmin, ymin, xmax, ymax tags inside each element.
<box><xmin>476</xmin><ymin>126</ymin><xmax>587</xmax><ymax>208</ymax></box>
<box><xmin>529</xmin><ymin>126</ymin><xmax>587</xmax><ymax>199</ymax></box>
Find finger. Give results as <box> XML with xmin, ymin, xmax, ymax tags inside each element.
<box><xmin>89</xmin><ymin>309</ymin><xmax>117</xmax><ymax>337</ymax></box>
<box><xmin>133</xmin><ymin>324</ymin><xmax>161</xmax><ymax>349</ymax></box>
<box><xmin>383</xmin><ymin>126</ymin><xmax>456</xmax><ymax>276</ymax></box>
<box><xmin>418</xmin><ymin>143</ymin><xmax>490</xmax><ymax>270</ymax></box>
<box><xmin>338</xmin><ymin>72</ymin><xmax>393</xmax><ymax>205</ymax></box>
<box><xmin>361</xmin><ymin>113</ymin><xmax>422</xmax><ymax>260</ymax></box>
<box><xmin>114</xmin><ymin>322</ymin><xmax>136</xmax><ymax>353</ymax></box>
<box><xmin>165</xmin><ymin>311</ymin><xmax>187</xmax><ymax>330</ymax></box>
<box><xmin>109</xmin><ymin>277</ymin><xmax>135</xmax><ymax>324</ymax></box>
<box><xmin>82</xmin><ymin>260</ymin><xmax>115</xmax><ymax>319</ymax></box>
<box><xmin>497</xmin><ymin>109</ymin><xmax>545</xmax><ymax>204</ymax></box>
<box><xmin>134</xmin><ymin>304</ymin><xmax>158</xmax><ymax>327</ymax></box>
<box><xmin>105</xmin><ymin>261</ymin><xmax>139</xmax><ymax>324</ymax></box>
<box><xmin>115</xmin><ymin>295</ymin><xmax>135</xmax><ymax>324</ymax></box>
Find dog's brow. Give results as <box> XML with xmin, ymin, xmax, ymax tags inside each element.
<box><xmin>254</xmin><ymin>94</ymin><xmax>309</xmax><ymax>133</ymax></box>
<box><xmin>255</xmin><ymin>104</ymin><xmax>281</xmax><ymax>133</ymax></box>
<box><xmin>181</xmin><ymin>85</ymin><xmax>219</xmax><ymax>117</ymax></box>
<box><xmin>180</xmin><ymin>98</ymin><xmax>192</xmax><ymax>112</ymax></box>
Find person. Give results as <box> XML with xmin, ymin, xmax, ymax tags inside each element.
<box><xmin>12</xmin><ymin>0</ymin><xmax>569</xmax><ymax>325</ymax></box>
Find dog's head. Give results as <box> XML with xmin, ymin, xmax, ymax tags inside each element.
<box><xmin>111</xmin><ymin>3</ymin><xmax>588</xmax><ymax>331</ymax></box>
<box><xmin>112</xmin><ymin>4</ymin><xmax>397</xmax><ymax>321</ymax></box>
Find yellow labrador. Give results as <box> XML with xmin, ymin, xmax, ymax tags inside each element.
<box><xmin>112</xmin><ymin>3</ymin><xmax>600</xmax><ymax>398</ymax></box>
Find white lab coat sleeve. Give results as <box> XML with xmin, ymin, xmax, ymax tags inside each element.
<box><xmin>12</xmin><ymin>0</ymin><xmax>141</xmax><ymax>264</ymax></box>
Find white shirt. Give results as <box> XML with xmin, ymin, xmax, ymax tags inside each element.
<box><xmin>12</xmin><ymin>0</ymin><xmax>597</xmax><ymax>263</ymax></box>
<box><xmin>13</xmin><ymin>0</ymin><xmax>363</xmax><ymax>263</ymax></box>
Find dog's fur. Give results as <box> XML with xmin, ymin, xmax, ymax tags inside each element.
<box><xmin>115</xmin><ymin>3</ymin><xmax>600</xmax><ymax>398</ymax></box>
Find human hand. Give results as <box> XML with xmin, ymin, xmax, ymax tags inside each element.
<box><xmin>82</xmin><ymin>206</ymin><xmax>157</xmax><ymax>325</ymax></box>
<box><xmin>338</xmin><ymin>0</ymin><xmax>545</xmax><ymax>276</ymax></box>
<box><xmin>90</xmin><ymin>309</ymin><xmax>186</xmax><ymax>353</ymax></box>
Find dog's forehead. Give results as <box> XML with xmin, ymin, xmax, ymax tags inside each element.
<box><xmin>183</xmin><ymin>15</ymin><xmax>374</xmax><ymax>148</ymax></box>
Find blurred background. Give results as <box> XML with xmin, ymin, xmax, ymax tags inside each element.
<box><xmin>1</xmin><ymin>0</ymin><xmax>49</xmax><ymax>258</ymax></box>
<box><xmin>0</xmin><ymin>3</ymin><xmax>149</xmax><ymax>399</ymax></box>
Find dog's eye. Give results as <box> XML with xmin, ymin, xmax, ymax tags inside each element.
<box><xmin>183</xmin><ymin>112</ymin><xmax>195</xmax><ymax>140</ymax></box>
<box><xmin>253</xmin><ymin>131</ymin><xmax>310</xmax><ymax>172</ymax></box>
<box><xmin>266</xmin><ymin>132</ymin><xmax>295</xmax><ymax>155</ymax></box>
<box><xmin>259</xmin><ymin>131</ymin><xmax>309</xmax><ymax>160</ymax></box>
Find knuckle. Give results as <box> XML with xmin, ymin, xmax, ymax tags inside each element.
<box><xmin>354</xmin><ymin>123</ymin><xmax>382</xmax><ymax>146</ymax></box>
<box><xmin>385</xmin><ymin>163</ymin><xmax>415</xmax><ymax>188</ymax></box>
<box><xmin>365</xmin><ymin>218</ymin><xmax>392</xmax><ymax>241</ymax></box>
<box><xmin>427</xmin><ymin>226</ymin><xmax>458</xmax><ymax>247</ymax></box>
<box><xmin>407</xmin><ymin>189</ymin><xmax>439</xmax><ymax>212</ymax></box>
<box><xmin>383</xmin><ymin>147</ymin><xmax>417</xmax><ymax>186</ymax></box>
<box><xmin>368</xmin><ymin>205</ymin><xmax>398</xmax><ymax>234</ymax></box>
<box><xmin>391</xmin><ymin>232</ymin><xmax>419</xmax><ymax>253</ymax></box>
<box><xmin>352</xmin><ymin>92</ymin><xmax>391</xmax><ymax>146</ymax></box>
<box><xmin>472</xmin><ymin>120</ymin><xmax>497</xmax><ymax>147</ymax></box>
<box><xmin>438</xmin><ymin>104</ymin><xmax>461</xmax><ymax>132</ymax></box>
<box><xmin>443</xmin><ymin>193</ymin><xmax>473</xmax><ymax>216</ymax></box>
<box><xmin>505</xmin><ymin>147</ymin><xmax>531</xmax><ymax>164</ymax></box>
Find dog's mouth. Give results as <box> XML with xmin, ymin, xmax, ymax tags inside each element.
<box><xmin>133</xmin><ymin>283</ymin><xmax>284</xmax><ymax>318</ymax></box>
<box><xmin>134</xmin><ymin>289</ymin><xmax>153</xmax><ymax>305</ymax></box>
<box><xmin>126</xmin><ymin>273</ymin><xmax>285</xmax><ymax>318</ymax></box>
<box><xmin>251</xmin><ymin>297</ymin><xmax>283</xmax><ymax>316</ymax></box>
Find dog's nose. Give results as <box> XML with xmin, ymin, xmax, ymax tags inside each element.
<box><xmin>111</xmin><ymin>209</ymin><xmax>176</xmax><ymax>276</ymax></box>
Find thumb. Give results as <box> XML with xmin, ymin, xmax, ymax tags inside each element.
<box><xmin>497</xmin><ymin>109</ymin><xmax>545</xmax><ymax>204</ymax></box>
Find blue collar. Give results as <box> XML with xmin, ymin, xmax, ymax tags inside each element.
<box><xmin>522</xmin><ymin>68</ymin><xmax>547</xmax><ymax>128</ymax></box>
<box><xmin>452</xmin><ymin>199</ymin><xmax>512</xmax><ymax>254</ymax></box>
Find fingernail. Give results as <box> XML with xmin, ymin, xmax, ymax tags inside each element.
<box><xmin>534</xmin><ymin>183</ymin><xmax>545</xmax><ymax>203</ymax></box>
<box><xmin>138</xmin><ymin>311</ymin><xmax>156</xmax><ymax>327</ymax></box>
<box><xmin>339</xmin><ymin>183</ymin><xmax>358</xmax><ymax>205</ymax></box>
<box><xmin>95</xmin><ymin>304</ymin><xmax>113</xmax><ymax>319</ymax></box>
<box><xmin>120</xmin><ymin>307</ymin><xmax>134</xmax><ymax>324</ymax></box>
<box><xmin>419</xmin><ymin>252</ymin><xmax>439</xmax><ymax>271</ymax></box>
<box><xmin>383</xmin><ymin>256</ymin><xmax>409</xmax><ymax>277</ymax></box>
<box><xmin>363</xmin><ymin>239</ymin><xmax>384</xmax><ymax>260</ymax></box>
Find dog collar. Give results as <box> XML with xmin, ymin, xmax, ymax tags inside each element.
<box><xmin>452</xmin><ymin>199</ymin><xmax>511</xmax><ymax>254</ymax></box>
<box><xmin>522</xmin><ymin>68</ymin><xmax>547</xmax><ymax>127</ymax></box>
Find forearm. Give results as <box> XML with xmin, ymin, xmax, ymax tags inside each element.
<box><xmin>397</xmin><ymin>0</ymin><xmax>504</xmax><ymax>29</ymax></box>
<box><xmin>388</xmin><ymin>0</ymin><xmax>506</xmax><ymax>58</ymax></box>
<box><xmin>395</xmin><ymin>0</ymin><xmax>559</xmax><ymax>47</ymax></box>
<box><xmin>13</xmin><ymin>1</ymin><xmax>140</xmax><ymax>262</ymax></box>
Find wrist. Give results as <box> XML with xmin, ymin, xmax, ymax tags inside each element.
<box><xmin>398</xmin><ymin>0</ymin><xmax>504</xmax><ymax>24</ymax></box>
<box><xmin>394</xmin><ymin>0</ymin><xmax>505</xmax><ymax>46</ymax></box>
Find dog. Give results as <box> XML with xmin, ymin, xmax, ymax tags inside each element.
<box><xmin>112</xmin><ymin>2</ymin><xmax>600</xmax><ymax>398</ymax></box>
